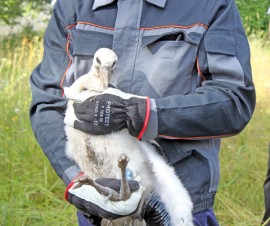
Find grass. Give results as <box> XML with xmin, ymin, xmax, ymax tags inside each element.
<box><xmin>0</xmin><ymin>33</ymin><xmax>269</xmax><ymax>226</ymax></box>
<box><xmin>0</xmin><ymin>33</ymin><xmax>77</xmax><ymax>226</ymax></box>
<box><xmin>214</xmin><ymin>37</ymin><xmax>270</xmax><ymax>225</ymax></box>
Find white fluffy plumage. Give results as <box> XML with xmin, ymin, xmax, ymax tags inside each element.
<box><xmin>64</xmin><ymin>48</ymin><xmax>194</xmax><ymax>226</ymax></box>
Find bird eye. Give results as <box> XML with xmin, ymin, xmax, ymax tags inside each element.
<box><xmin>96</xmin><ymin>57</ymin><xmax>101</xmax><ymax>64</ymax></box>
<box><xmin>112</xmin><ymin>61</ymin><xmax>116</xmax><ymax>68</ymax></box>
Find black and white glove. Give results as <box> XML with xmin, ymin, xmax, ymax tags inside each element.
<box><xmin>72</xmin><ymin>88</ymin><xmax>150</xmax><ymax>139</ymax></box>
<box><xmin>65</xmin><ymin>174</ymin><xmax>144</xmax><ymax>221</ymax></box>
<box><xmin>65</xmin><ymin>175</ymin><xmax>173</xmax><ymax>225</ymax></box>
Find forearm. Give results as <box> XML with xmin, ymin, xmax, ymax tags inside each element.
<box><xmin>155</xmin><ymin>80</ymin><xmax>255</xmax><ymax>139</ymax></box>
<box><xmin>30</xmin><ymin>66</ymin><xmax>80</xmax><ymax>185</ymax></box>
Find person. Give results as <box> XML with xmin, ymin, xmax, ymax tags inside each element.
<box><xmin>263</xmin><ymin>144</ymin><xmax>270</xmax><ymax>226</ymax></box>
<box><xmin>29</xmin><ymin>0</ymin><xmax>256</xmax><ymax>225</ymax></box>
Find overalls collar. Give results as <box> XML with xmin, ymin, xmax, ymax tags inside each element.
<box><xmin>92</xmin><ymin>0</ymin><xmax>167</xmax><ymax>10</ymax></box>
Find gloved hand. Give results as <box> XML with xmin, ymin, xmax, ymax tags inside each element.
<box><xmin>72</xmin><ymin>88</ymin><xmax>150</xmax><ymax>139</ymax></box>
<box><xmin>65</xmin><ymin>174</ymin><xmax>144</xmax><ymax>221</ymax></box>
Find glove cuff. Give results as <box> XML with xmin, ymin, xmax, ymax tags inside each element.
<box><xmin>65</xmin><ymin>172</ymin><xmax>85</xmax><ymax>201</ymax></box>
<box><xmin>137</xmin><ymin>96</ymin><xmax>151</xmax><ymax>140</ymax></box>
<box><xmin>143</xmin><ymin>193</ymin><xmax>172</xmax><ymax>225</ymax></box>
<box><xmin>140</xmin><ymin>99</ymin><xmax>158</xmax><ymax>141</ymax></box>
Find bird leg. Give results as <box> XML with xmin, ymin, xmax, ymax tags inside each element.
<box><xmin>118</xmin><ymin>153</ymin><xmax>131</xmax><ymax>201</ymax></box>
<box><xmin>72</xmin><ymin>154</ymin><xmax>131</xmax><ymax>202</ymax></box>
<box><xmin>73</xmin><ymin>175</ymin><xmax>122</xmax><ymax>201</ymax></box>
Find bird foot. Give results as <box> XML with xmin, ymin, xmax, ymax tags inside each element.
<box><xmin>118</xmin><ymin>153</ymin><xmax>130</xmax><ymax>170</ymax></box>
<box><xmin>73</xmin><ymin>174</ymin><xmax>95</xmax><ymax>189</ymax></box>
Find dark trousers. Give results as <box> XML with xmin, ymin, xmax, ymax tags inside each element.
<box><xmin>263</xmin><ymin>145</ymin><xmax>270</xmax><ymax>226</ymax></box>
<box><xmin>77</xmin><ymin>208</ymin><xmax>219</xmax><ymax>226</ymax></box>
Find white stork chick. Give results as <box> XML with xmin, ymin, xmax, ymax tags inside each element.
<box><xmin>64</xmin><ymin>48</ymin><xmax>194</xmax><ymax>226</ymax></box>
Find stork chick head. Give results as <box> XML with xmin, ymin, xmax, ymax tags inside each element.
<box><xmin>91</xmin><ymin>48</ymin><xmax>118</xmax><ymax>89</ymax></box>
<box><xmin>92</xmin><ymin>48</ymin><xmax>118</xmax><ymax>88</ymax></box>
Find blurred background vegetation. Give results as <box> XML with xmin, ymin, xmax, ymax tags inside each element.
<box><xmin>0</xmin><ymin>0</ymin><xmax>50</xmax><ymax>24</ymax></box>
<box><xmin>0</xmin><ymin>0</ymin><xmax>270</xmax><ymax>226</ymax></box>
<box><xmin>235</xmin><ymin>0</ymin><xmax>270</xmax><ymax>35</ymax></box>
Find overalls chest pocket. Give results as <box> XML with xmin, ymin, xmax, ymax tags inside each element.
<box><xmin>66</xmin><ymin>29</ymin><xmax>114</xmax><ymax>86</ymax></box>
<box><xmin>134</xmin><ymin>30</ymin><xmax>202</xmax><ymax>98</ymax></box>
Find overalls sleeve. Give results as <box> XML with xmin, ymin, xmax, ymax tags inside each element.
<box><xmin>29</xmin><ymin>0</ymin><xmax>80</xmax><ymax>185</ymax></box>
<box><xmin>154</xmin><ymin>0</ymin><xmax>256</xmax><ymax>139</ymax></box>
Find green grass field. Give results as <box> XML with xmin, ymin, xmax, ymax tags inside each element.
<box><xmin>0</xmin><ymin>33</ymin><xmax>269</xmax><ymax>226</ymax></box>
